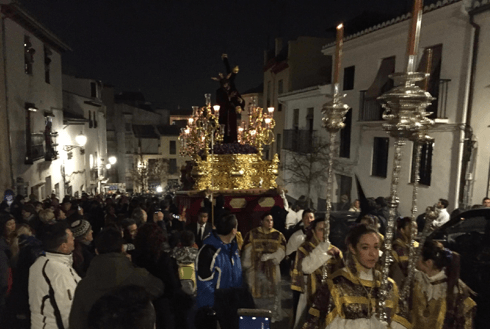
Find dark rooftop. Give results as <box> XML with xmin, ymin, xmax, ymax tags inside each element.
<box><xmin>132</xmin><ymin>125</ymin><xmax>159</xmax><ymax>139</ymax></box>
<box><xmin>243</xmin><ymin>83</ymin><xmax>263</xmax><ymax>95</ymax></box>
<box><xmin>115</xmin><ymin>91</ymin><xmax>153</xmax><ymax>112</ymax></box>
<box><xmin>170</xmin><ymin>108</ymin><xmax>193</xmax><ymax>116</ymax></box>
<box><xmin>157</xmin><ymin>125</ymin><xmax>180</xmax><ymax>136</ymax></box>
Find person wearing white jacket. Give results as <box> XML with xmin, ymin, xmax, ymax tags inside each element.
<box><xmin>29</xmin><ymin>222</ymin><xmax>80</xmax><ymax>329</ymax></box>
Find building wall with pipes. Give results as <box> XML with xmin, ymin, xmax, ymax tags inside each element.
<box><xmin>265</xmin><ymin>2</ymin><xmax>477</xmax><ymax>215</ymax></box>
<box><xmin>466</xmin><ymin>3</ymin><xmax>490</xmax><ymax>204</ymax></box>
<box><xmin>319</xmin><ymin>1</ymin><xmax>478</xmax><ymax>215</ymax></box>
<box><xmin>62</xmin><ymin>75</ymin><xmax>108</xmax><ymax>197</ymax></box>
<box><xmin>263</xmin><ymin>37</ymin><xmax>329</xmax><ymax>162</ymax></box>
<box><xmin>278</xmin><ymin>86</ymin><xmax>333</xmax><ymax>209</ymax></box>
<box><xmin>0</xmin><ymin>4</ymin><xmax>70</xmax><ymax>200</ymax></box>
<box><xmin>319</xmin><ymin>1</ymin><xmax>476</xmax><ymax>215</ymax></box>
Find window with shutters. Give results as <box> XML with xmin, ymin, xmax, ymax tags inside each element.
<box><xmin>372</xmin><ymin>137</ymin><xmax>389</xmax><ymax>178</ymax></box>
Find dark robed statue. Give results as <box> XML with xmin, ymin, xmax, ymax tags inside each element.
<box><xmin>212</xmin><ymin>54</ymin><xmax>244</xmax><ymax>144</ymax></box>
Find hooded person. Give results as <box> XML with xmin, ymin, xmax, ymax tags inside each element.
<box><xmin>355</xmin><ymin>176</ymin><xmax>387</xmax><ymax>235</ymax></box>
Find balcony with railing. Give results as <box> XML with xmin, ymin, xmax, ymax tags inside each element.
<box><xmin>283</xmin><ymin>129</ymin><xmax>321</xmax><ymax>154</ymax></box>
<box><xmin>359</xmin><ymin>79</ymin><xmax>451</xmax><ymax>122</ymax></box>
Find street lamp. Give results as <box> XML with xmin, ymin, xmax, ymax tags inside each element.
<box><xmin>108</xmin><ymin>156</ymin><xmax>117</xmax><ymax>165</ymax></box>
<box><xmin>63</xmin><ymin>132</ymin><xmax>87</xmax><ymax>151</ymax></box>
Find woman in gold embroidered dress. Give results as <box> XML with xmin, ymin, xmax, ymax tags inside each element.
<box><xmin>303</xmin><ymin>224</ymin><xmax>410</xmax><ymax>329</ymax></box>
<box><xmin>291</xmin><ymin>218</ymin><xmax>343</xmax><ymax>329</ymax></box>
<box><xmin>242</xmin><ymin>213</ymin><xmax>287</xmax><ymax>322</ymax></box>
<box><xmin>412</xmin><ymin>239</ymin><xmax>476</xmax><ymax>329</ymax></box>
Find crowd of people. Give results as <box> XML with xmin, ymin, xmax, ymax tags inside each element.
<box><xmin>0</xmin><ymin>188</ymin><xmax>481</xmax><ymax>329</ymax></box>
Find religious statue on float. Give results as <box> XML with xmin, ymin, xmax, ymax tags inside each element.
<box><xmin>212</xmin><ymin>54</ymin><xmax>245</xmax><ymax>144</ymax></box>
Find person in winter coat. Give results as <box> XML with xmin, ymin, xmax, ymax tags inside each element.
<box><xmin>1</xmin><ymin>234</ymin><xmax>44</xmax><ymax>329</ymax></box>
<box><xmin>196</xmin><ymin>214</ymin><xmax>254</xmax><ymax>329</ymax></box>
<box><xmin>133</xmin><ymin>223</ymin><xmax>189</xmax><ymax>329</ymax></box>
<box><xmin>171</xmin><ymin>229</ymin><xmax>198</xmax><ymax>296</ymax></box>
<box><xmin>71</xmin><ymin>219</ymin><xmax>95</xmax><ymax>278</ymax></box>
<box><xmin>28</xmin><ymin>221</ymin><xmax>80</xmax><ymax>329</ymax></box>
<box><xmin>0</xmin><ymin>212</ymin><xmax>14</xmax><ymax>321</ymax></box>
<box><xmin>69</xmin><ymin>227</ymin><xmax>164</xmax><ymax>329</ymax></box>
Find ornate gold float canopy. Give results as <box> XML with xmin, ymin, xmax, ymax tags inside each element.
<box><xmin>179</xmin><ymin>94</ymin><xmax>279</xmax><ymax>191</ymax></box>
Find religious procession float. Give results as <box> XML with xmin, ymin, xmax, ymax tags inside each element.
<box><xmin>175</xmin><ymin>54</ymin><xmax>282</xmax><ymax>233</ymax></box>
<box><xmin>175</xmin><ymin>0</ymin><xmax>463</xmax><ymax>322</ymax></box>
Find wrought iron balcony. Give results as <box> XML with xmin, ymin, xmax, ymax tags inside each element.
<box><xmin>283</xmin><ymin>129</ymin><xmax>321</xmax><ymax>154</ymax></box>
<box><xmin>359</xmin><ymin>79</ymin><xmax>451</xmax><ymax>121</ymax></box>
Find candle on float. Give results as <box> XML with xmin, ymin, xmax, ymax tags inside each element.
<box><xmin>213</xmin><ymin>105</ymin><xmax>220</xmax><ymax>115</ymax></box>
<box><xmin>267</xmin><ymin>107</ymin><xmax>274</xmax><ymax>114</ymax></box>
<box><xmin>422</xmin><ymin>48</ymin><xmax>433</xmax><ymax>91</ymax></box>
<box><xmin>333</xmin><ymin>23</ymin><xmax>344</xmax><ymax>85</ymax></box>
<box><xmin>407</xmin><ymin>0</ymin><xmax>424</xmax><ymax>56</ymax></box>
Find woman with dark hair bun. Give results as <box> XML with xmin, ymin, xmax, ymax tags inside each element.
<box><xmin>412</xmin><ymin>239</ymin><xmax>476</xmax><ymax>329</ymax></box>
<box><xmin>303</xmin><ymin>224</ymin><xmax>409</xmax><ymax>329</ymax></box>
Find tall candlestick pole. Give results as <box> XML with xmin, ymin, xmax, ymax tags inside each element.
<box><xmin>422</xmin><ymin>48</ymin><xmax>433</xmax><ymax>91</ymax></box>
<box><xmin>333</xmin><ymin>23</ymin><xmax>344</xmax><ymax>85</ymax></box>
<box><xmin>321</xmin><ymin>23</ymin><xmax>350</xmax><ymax>281</ymax></box>
<box><xmin>406</xmin><ymin>0</ymin><xmax>424</xmax><ymax>72</ymax></box>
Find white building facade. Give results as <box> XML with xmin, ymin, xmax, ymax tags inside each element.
<box><xmin>62</xmin><ymin>75</ymin><xmax>108</xmax><ymax>197</ymax></box>
<box><xmin>0</xmin><ymin>2</ymin><xmax>70</xmax><ymax>199</ymax></box>
<box><xmin>280</xmin><ymin>0</ymin><xmax>490</xmax><ymax>215</ymax></box>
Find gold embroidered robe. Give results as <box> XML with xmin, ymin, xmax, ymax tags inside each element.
<box><xmin>303</xmin><ymin>258</ymin><xmax>411</xmax><ymax>329</ymax></box>
<box><xmin>390</xmin><ymin>238</ymin><xmax>419</xmax><ymax>288</ymax></box>
<box><xmin>291</xmin><ymin>235</ymin><xmax>344</xmax><ymax>307</ymax></box>
<box><xmin>242</xmin><ymin>227</ymin><xmax>286</xmax><ymax>298</ymax></box>
<box><xmin>411</xmin><ymin>271</ymin><xmax>476</xmax><ymax>329</ymax></box>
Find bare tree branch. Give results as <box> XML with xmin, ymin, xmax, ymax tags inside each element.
<box><xmin>283</xmin><ymin>137</ymin><xmax>331</xmax><ymax>207</ymax></box>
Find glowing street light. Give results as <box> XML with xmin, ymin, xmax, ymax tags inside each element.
<box><xmin>108</xmin><ymin>156</ymin><xmax>117</xmax><ymax>165</ymax></box>
<box><xmin>75</xmin><ymin>132</ymin><xmax>87</xmax><ymax>147</ymax></box>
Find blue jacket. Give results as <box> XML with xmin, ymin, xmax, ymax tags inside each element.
<box><xmin>195</xmin><ymin>231</ymin><xmax>242</xmax><ymax>308</ymax></box>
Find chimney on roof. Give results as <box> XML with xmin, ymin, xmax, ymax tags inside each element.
<box><xmin>275</xmin><ymin>38</ymin><xmax>282</xmax><ymax>57</ymax></box>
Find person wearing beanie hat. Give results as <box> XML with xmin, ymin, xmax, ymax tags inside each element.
<box><xmin>71</xmin><ymin>220</ymin><xmax>91</xmax><ymax>240</ymax></box>
<box><xmin>71</xmin><ymin>220</ymin><xmax>94</xmax><ymax>278</ymax></box>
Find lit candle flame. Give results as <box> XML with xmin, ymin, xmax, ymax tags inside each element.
<box><xmin>267</xmin><ymin>107</ymin><xmax>274</xmax><ymax>114</ymax></box>
<box><xmin>333</xmin><ymin>22</ymin><xmax>344</xmax><ymax>84</ymax></box>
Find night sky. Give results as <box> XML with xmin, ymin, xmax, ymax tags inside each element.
<box><xmin>20</xmin><ymin>0</ymin><xmax>415</xmax><ymax>111</ymax></box>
